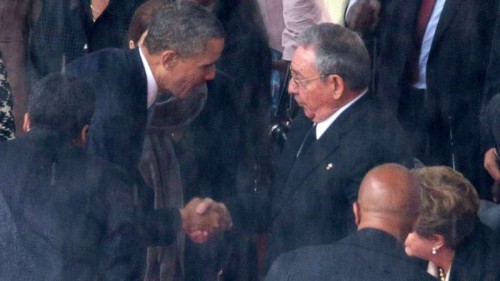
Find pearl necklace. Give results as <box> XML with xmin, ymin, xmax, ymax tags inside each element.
<box><xmin>438</xmin><ymin>267</ymin><xmax>446</xmax><ymax>281</ymax></box>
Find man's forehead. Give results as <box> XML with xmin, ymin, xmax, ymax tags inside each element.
<box><xmin>291</xmin><ymin>46</ymin><xmax>318</xmax><ymax>73</ymax></box>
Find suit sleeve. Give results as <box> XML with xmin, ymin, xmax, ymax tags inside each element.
<box><xmin>93</xmin><ymin>165</ymin><xmax>181</xmax><ymax>281</ymax></box>
<box><xmin>481</xmin><ymin>94</ymin><xmax>500</xmax><ymax>154</ymax></box>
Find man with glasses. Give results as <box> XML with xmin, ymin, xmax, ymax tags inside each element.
<box><xmin>197</xmin><ymin>23</ymin><xmax>413</xmax><ymax>273</ymax></box>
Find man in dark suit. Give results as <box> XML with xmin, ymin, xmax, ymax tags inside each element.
<box><xmin>0</xmin><ymin>73</ymin><xmax>224</xmax><ymax>281</ymax></box>
<box><xmin>265</xmin><ymin>163</ymin><xmax>434</xmax><ymax>281</ymax></box>
<box><xmin>65</xmin><ymin>1</ymin><xmax>230</xmax><ymax>249</ymax></box>
<box><xmin>198</xmin><ymin>23</ymin><xmax>413</xmax><ymax>272</ymax></box>
<box><xmin>67</xmin><ymin>2</ymin><xmax>225</xmax><ymax>178</ymax></box>
<box><xmin>346</xmin><ymin>0</ymin><xmax>499</xmax><ymax>197</ymax></box>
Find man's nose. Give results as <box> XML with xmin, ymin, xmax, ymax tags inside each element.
<box><xmin>288</xmin><ymin>78</ymin><xmax>298</xmax><ymax>95</ymax></box>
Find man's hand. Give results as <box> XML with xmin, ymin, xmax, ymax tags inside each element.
<box><xmin>484</xmin><ymin>148</ymin><xmax>500</xmax><ymax>181</ymax></box>
<box><xmin>484</xmin><ymin>148</ymin><xmax>500</xmax><ymax>202</ymax></box>
<box><xmin>345</xmin><ymin>0</ymin><xmax>381</xmax><ymax>32</ymax></box>
<box><xmin>180</xmin><ymin>197</ymin><xmax>232</xmax><ymax>243</ymax></box>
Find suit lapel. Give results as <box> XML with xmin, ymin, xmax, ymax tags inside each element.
<box><xmin>431</xmin><ymin>0</ymin><xmax>461</xmax><ymax>48</ymax></box>
<box><xmin>272</xmin><ymin>95</ymin><xmax>370</xmax><ymax>218</ymax></box>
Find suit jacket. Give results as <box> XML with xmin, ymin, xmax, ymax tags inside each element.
<box><xmin>226</xmin><ymin>94</ymin><xmax>413</xmax><ymax>270</ymax></box>
<box><xmin>67</xmin><ymin>48</ymin><xmax>147</xmax><ymax>176</ymax></box>
<box><xmin>67</xmin><ymin>48</ymin><xmax>181</xmax><ymax>248</ymax></box>
<box><xmin>0</xmin><ymin>190</ymin><xmax>35</xmax><ymax>281</ymax></box>
<box><xmin>265</xmin><ymin>228</ymin><xmax>435</xmax><ymax>281</ymax></box>
<box><xmin>449</xmin><ymin>221</ymin><xmax>500</xmax><ymax>281</ymax></box>
<box><xmin>374</xmin><ymin>0</ymin><xmax>498</xmax><ymax>191</ymax></box>
<box><xmin>0</xmin><ymin>128</ymin><xmax>147</xmax><ymax>281</ymax></box>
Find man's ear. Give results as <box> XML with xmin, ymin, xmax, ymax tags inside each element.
<box><xmin>328</xmin><ymin>74</ymin><xmax>345</xmax><ymax>100</ymax></box>
<box><xmin>353</xmin><ymin>202</ymin><xmax>361</xmax><ymax>226</ymax></box>
<box><xmin>23</xmin><ymin>113</ymin><xmax>31</xmax><ymax>132</ymax></box>
<box><xmin>161</xmin><ymin>50</ymin><xmax>179</xmax><ymax>70</ymax></box>
<box><xmin>80</xmin><ymin>124</ymin><xmax>89</xmax><ymax>147</ymax></box>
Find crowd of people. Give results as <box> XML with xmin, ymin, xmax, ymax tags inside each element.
<box><xmin>0</xmin><ymin>0</ymin><xmax>499</xmax><ymax>280</ymax></box>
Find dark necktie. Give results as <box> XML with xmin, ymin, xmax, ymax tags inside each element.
<box><xmin>408</xmin><ymin>0</ymin><xmax>437</xmax><ymax>82</ymax></box>
<box><xmin>296</xmin><ymin>125</ymin><xmax>316</xmax><ymax>158</ymax></box>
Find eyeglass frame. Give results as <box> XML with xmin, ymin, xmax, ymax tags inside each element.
<box><xmin>289</xmin><ymin>66</ymin><xmax>332</xmax><ymax>89</ymax></box>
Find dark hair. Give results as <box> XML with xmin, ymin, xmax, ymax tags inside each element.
<box><xmin>127</xmin><ymin>0</ymin><xmax>169</xmax><ymax>44</ymax></box>
<box><xmin>28</xmin><ymin>73</ymin><xmax>95</xmax><ymax>138</ymax></box>
<box><xmin>298</xmin><ymin>23</ymin><xmax>371</xmax><ymax>91</ymax></box>
<box><xmin>144</xmin><ymin>1</ymin><xmax>225</xmax><ymax>56</ymax></box>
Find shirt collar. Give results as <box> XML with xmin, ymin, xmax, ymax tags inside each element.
<box><xmin>315</xmin><ymin>89</ymin><xmax>367</xmax><ymax>139</ymax></box>
<box><xmin>139</xmin><ymin>47</ymin><xmax>158</xmax><ymax>108</ymax></box>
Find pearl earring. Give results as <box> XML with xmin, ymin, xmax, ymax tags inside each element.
<box><xmin>432</xmin><ymin>247</ymin><xmax>437</xmax><ymax>255</ymax></box>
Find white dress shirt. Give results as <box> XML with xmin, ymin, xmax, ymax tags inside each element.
<box><xmin>139</xmin><ymin>47</ymin><xmax>158</xmax><ymax>108</ymax></box>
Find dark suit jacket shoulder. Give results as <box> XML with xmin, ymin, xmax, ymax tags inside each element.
<box><xmin>265</xmin><ymin>228</ymin><xmax>434</xmax><ymax>281</ymax></box>
<box><xmin>450</xmin><ymin>221</ymin><xmax>500</xmax><ymax>281</ymax></box>
<box><xmin>67</xmin><ymin>48</ymin><xmax>148</xmax><ymax>175</ymax></box>
<box><xmin>0</xmin><ymin>128</ymin><xmax>145</xmax><ymax>281</ymax></box>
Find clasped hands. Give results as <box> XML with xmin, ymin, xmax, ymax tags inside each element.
<box><xmin>180</xmin><ymin>197</ymin><xmax>233</xmax><ymax>243</ymax></box>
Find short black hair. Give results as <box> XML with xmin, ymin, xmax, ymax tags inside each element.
<box><xmin>145</xmin><ymin>1</ymin><xmax>225</xmax><ymax>56</ymax></box>
<box><xmin>28</xmin><ymin>73</ymin><xmax>95</xmax><ymax>138</ymax></box>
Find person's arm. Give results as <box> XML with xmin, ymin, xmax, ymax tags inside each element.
<box><xmin>481</xmin><ymin>95</ymin><xmax>500</xmax><ymax>182</ymax></box>
<box><xmin>0</xmin><ymin>51</ymin><xmax>15</xmax><ymax>141</ymax></box>
<box><xmin>345</xmin><ymin>0</ymin><xmax>381</xmax><ymax>32</ymax></box>
<box><xmin>282</xmin><ymin>0</ymin><xmax>328</xmax><ymax>60</ymax></box>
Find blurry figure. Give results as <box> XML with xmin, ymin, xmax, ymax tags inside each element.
<box><xmin>346</xmin><ymin>0</ymin><xmax>499</xmax><ymax>196</ymax></box>
<box><xmin>265</xmin><ymin>164</ymin><xmax>435</xmax><ymax>281</ymax></box>
<box><xmin>0</xmin><ymin>189</ymin><xmax>34</xmax><ymax>281</ymax></box>
<box><xmin>405</xmin><ymin>166</ymin><xmax>500</xmax><ymax>281</ymax></box>
<box><xmin>196</xmin><ymin>23</ymin><xmax>413</xmax><ymax>277</ymax></box>
<box><xmin>256</xmin><ymin>0</ymin><xmax>285</xmax><ymax>53</ymax></box>
<box><xmin>0</xmin><ymin>0</ymin><xmax>33</xmax><ymax>134</ymax></box>
<box><xmin>282</xmin><ymin>0</ymin><xmax>331</xmax><ymax>60</ymax></box>
<box><xmin>481</xmin><ymin>93</ymin><xmax>500</xmax><ymax>202</ymax></box>
<box><xmin>176</xmin><ymin>0</ymin><xmax>273</xmax><ymax>280</ymax></box>
<box><xmin>0</xmin><ymin>50</ymin><xmax>15</xmax><ymax>140</ymax></box>
<box><xmin>29</xmin><ymin>0</ymin><xmax>145</xmax><ymax>80</ymax></box>
<box><xmin>0</xmin><ymin>73</ymin><xmax>146</xmax><ymax>281</ymax></box>
<box><xmin>474</xmin><ymin>91</ymin><xmax>500</xmax><ymax>235</ymax></box>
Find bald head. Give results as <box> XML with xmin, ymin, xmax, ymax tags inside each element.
<box><xmin>354</xmin><ymin>164</ymin><xmax>420</xmax><ymax>241</ymax></box>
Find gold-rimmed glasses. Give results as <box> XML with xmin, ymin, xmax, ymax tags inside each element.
<box><xmin>289</xmin><ymin>66</ymin><xmax>329</xmax><ymax>89</ymax></box>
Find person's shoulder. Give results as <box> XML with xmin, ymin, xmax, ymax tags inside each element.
<box><xmin>86</xmin><ymin>154</ymin><xmax>134</xmax><ymax>185</ymax></box>
<box><xmin>67</xmin><ymin>48</ymin><xmax>134</xmax><ymax>73</ymax></box>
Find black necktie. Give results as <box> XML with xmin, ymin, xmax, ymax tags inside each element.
<box><xmin>296</xmin><ymin>125</ymin><xmax>316</xmax><ymax>158</ymax></box>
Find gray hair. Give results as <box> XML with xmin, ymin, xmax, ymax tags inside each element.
<box><xmin>145</xmin><ymin>1</ymin><xmax>225</xmax><ymax>57</ymax></box>
<box><xmin>297</xmin><ymin>23</ymin><xmax>370</xmax><ymax>91</ymax></box>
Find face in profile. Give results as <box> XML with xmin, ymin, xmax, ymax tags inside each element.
<box><xmin>404</xmin><ymin>230</ymin><xmax>435</xmax><ymax>261</ymax></box>
<box><xmin>158</xmin><ymin>38</ymin><xmax>224</xmax><ymax>99</ymax></box>
<box><xmin>288</xmin><ymin>46</ymin><xmax>336</xmax><ymax>123</ymax></box>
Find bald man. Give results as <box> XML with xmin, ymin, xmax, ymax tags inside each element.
<box><xmin>265</xmin><ymin>164</ymin><xmax>435</xmax><ymax>281</ymax></box>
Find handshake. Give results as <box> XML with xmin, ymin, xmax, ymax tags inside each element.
<box><xmin>179</xmin><ymin>197</ymin><xmax>233</xmax><ymax>243</ymax></box>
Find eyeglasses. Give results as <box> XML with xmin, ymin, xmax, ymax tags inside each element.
<box><xmin>289</xmin><ymin>66</ymin><xmax>329</xmax><ymax>89</ymax></box>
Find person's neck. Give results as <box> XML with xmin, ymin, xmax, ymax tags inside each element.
<box><xmin>431</xmin><ymin>248</ymin><xmax>455</xmax><ymax>274</ymax></box>
<box><xmin>358</xmin><ymin>217</ymin><xmax>409</xmax><ymax>243</ymax></box>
